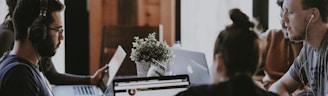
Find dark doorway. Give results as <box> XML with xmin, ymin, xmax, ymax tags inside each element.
<box><xmin>175</xmin><ymin>0</ymin><xmax>181</xmax><ymax>44</ymax></box>
<box><xmin>253</xmin><ymin>0</ymin><xmax>269</xmax><ymax>32</ymax></box>
<box><xmin>64</xmin><ymin>0</ymin><xmax>89</xmax><ymax>75</ymax></box>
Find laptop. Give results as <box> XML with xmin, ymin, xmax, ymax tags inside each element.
<box><xmin>112</xmin><ymin>75</ymin><xmax>189</xmax><ymax>96</ymax></box>
<box><xmin>52</xmin><ymin>45</ymin><xmax>127</xmax><ymax>96</ymax></box>
<box><xmin>170</xmin><ymin>48</ymin><xmax>211</xmax><ymax>86</ymax></box>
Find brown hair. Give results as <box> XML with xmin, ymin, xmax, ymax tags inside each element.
<box><xmin>301</xmin><ymin>0</ymin><xmax>328</xmax><ymax>22</ymax></box>
<box><xmin>213</xmin><ymin>8</ymin><xmax>260</xmax><ymax>77</ymax></box>
<box><xmin>11</xmin><ymin>0</ymin><xmax>64</xmax><ymax>40</ymax></box>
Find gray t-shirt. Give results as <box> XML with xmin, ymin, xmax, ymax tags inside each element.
<box><xmin>289</xmin><ymin>31</ymin><xmax>328</xmax><ymax>96</ymax></box>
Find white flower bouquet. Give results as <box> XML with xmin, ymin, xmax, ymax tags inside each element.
<box><xmin>130</xmin><ymin>32</ymin><xmax>172</xmax><ymax>63</ymax></box>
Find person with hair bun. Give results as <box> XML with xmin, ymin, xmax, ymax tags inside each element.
<box><xmin>175</xmin><ymin>8</ymin><xmax>277</xmax><ymax>96</ymax></box>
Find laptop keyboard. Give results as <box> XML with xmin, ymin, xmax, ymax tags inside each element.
<box><xmin>73</xmin><ymin>86</ymin><xmax>96</xmax><ymax>95</ymax></box>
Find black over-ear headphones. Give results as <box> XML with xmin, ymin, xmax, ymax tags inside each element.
<box><xmin>28</xmin><ymin>0</ymin><xmax>48</xmax><ymax>43</ymax></box>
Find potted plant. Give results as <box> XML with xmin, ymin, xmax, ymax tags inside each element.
<box><xmin>130</xmin><ymin>32</ymin><xmax>172</xmax><ymax>77</ymax></box>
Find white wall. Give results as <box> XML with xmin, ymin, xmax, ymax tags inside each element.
<box><xmin>268</xmin><ymin>0</ymin><xmax>282</xmax><ymax>30</ymax></box>
<box><xmin>51</xmin><ymin>0</ymin><xmax>65</xmax><ymax>73</ymax></box>
<box><xmin>0</xmin><ymin>0</ymin><xmax>7</xmax><ymax>23</ymax></box>
<box><xmin>0</xmin><ymin>0</ymin><xmax>65</xmax><ymax>73</ymax></box>
<box><xmin>180</xmin><ymin>0</ymin><xmax>253</xmax><ymax>75</ymax></box>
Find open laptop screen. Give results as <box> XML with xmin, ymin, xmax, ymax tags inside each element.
<box><xmin>170</xmin><ymin>48</ymin><xmax>211</xmax><ymax>86</ymax></box>
<box><xmin>113</xmin><ymin>75</ymin><xmax>189</xmax><ymax>96</ymax></box>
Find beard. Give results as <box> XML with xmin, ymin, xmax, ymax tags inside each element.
<box><xmin>288</xmin><ymin>29</ymin><xmax>306</xmax><ymax>43</ymax></box>
<box><xmin>34</xmin><ymin>37</ymin><xmax>58</xmax><ymax>57</ymax></box>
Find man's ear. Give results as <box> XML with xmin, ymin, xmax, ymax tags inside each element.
<box><xmin>310</xmin><ymin>7</ymin><xmax>320</xmax><ymax>22</ymax></box>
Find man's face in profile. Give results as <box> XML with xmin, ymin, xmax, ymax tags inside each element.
<box><xmin>37</xmin><ymin>11</ymin><xmax>63</xmax><ymax>57</ymax></box>
<box><xmin>280</xmin><ymin>8</ymin><xmax>287</xmax><ymax>33</ymax></box>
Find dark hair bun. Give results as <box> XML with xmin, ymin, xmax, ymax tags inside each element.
<box><xmin>229</xmin><ymin>8</ymin><xmax>254</xmax><ymax>29</ymax></box>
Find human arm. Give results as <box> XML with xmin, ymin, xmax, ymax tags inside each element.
<box><xmin>268</xmin><ymin>52</ymin><xmax>308</xmax><ymax>96</ymax></box>
<box><xmin>269</xmin><ymin>71</ymin><xmax>301</xmax><ymax>96</ymax></box>
<box><xmin>253</xmin><ymin>30</ymin><xmax>271</xmax><ymax>83</ymax></box>
<box><xmin>41</xmin><ymin>57</ymin><xmax>108</xmax><ymax>85</ymax></box>
<box><xmin>258</xmin><ymin>29</ymin><xmax>281</xmax><ymax>73</ymax></box>
<box><xmin>41</xmin><ymin>57</ymin><xmax>90</xmax><ymax>85</ymax></box>
<box><xmin>268</xmin><ymin>44</ymin><xmax>308</xmax><ymax>96</ymax></box>
<box><xmin>256</xmin><ymin>30</ymin><xmax>271</xmax><ymax>76</ymax></box>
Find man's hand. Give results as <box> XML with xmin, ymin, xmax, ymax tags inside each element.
<box><xmin>90</xmin><ymin>65</ymin><xmax>109</xmax><ymax>85</ymax></box>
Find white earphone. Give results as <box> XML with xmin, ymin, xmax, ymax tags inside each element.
<box><xmin>297</xmin><ymin>14</ymin><xmax>315</xmax><ymax>96</ymax></box>
<box><xmin>304</xmin><ymin>14</ymin><xmax>314</xmax><ymax>42</ymax></box>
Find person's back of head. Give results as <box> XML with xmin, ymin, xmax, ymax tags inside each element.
<box><xmin>214</xmin><ymin>8</ymin><xmax>260</xmax><ymax>78</ymax></box>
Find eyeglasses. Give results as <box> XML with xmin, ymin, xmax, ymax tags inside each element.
<box><xmin>48</xmin><ymin>27</ymin><xmax>63</xmax><ymax>34</ymax></box>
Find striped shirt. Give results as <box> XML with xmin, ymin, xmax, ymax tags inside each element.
<box><xmin>289</xmin><ymin>30</ymin><xmax>328</xmax><ymax>96</ymax></box>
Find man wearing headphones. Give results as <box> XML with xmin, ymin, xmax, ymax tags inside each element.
<box><xmin>269</xmin><ymin>0</ymin><xmax>328</xmax><ymax>96</ymax></box>
<box><xmin>0</xmin><ymin>0</ymin><xmax>107</xmax><ymax>87</ymax></box>
<box><xmin>0</xmin><ymin>0</ymin><xmax>92</xmax><ymax>95</ymax></box>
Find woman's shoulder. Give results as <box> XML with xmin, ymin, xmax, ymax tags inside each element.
<box><xmin>175</xmin><ymin>84</ymin><xmax>224</xmax><ymax>96</ymax></box>
<box><xmin>176</xmin><ymin>82</ymin><xmax>277</xmax><ymax>96</ymax></box>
